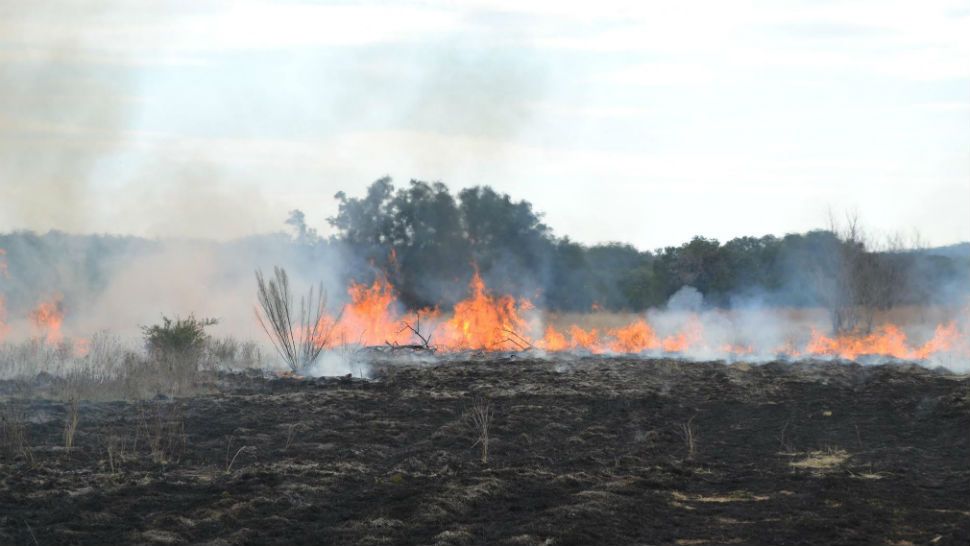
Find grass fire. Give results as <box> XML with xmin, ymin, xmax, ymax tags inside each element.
<box><xmin>2</xmin><ymin>2</ymin><xmax>969</xmax><ymax>545</ymax></box>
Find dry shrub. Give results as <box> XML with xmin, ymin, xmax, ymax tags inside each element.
<box><xmin>256</xmin><ymin>266</ymin><xmax>340</xmax><ymax>373</ymax></box>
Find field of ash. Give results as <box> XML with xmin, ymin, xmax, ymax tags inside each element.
<box><xmin>2</xmin><ymin>356</ymin><xmax>970</xmax><ymax>545</ymax></box>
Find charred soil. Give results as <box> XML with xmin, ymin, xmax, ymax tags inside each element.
<box><xmin>2</xmin><ymin>357</ymin><xmax>970</xmax><ymax>545</ymax></box>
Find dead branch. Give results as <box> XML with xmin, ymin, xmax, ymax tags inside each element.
<box><xmin>399</xmin><ymin>321</ymin><xmax>436</xmax><ymax>352</ymax></box>
<box><xmin>501</xmin><ymin>328</ymin><xmax>533</xmax><ymax>351</ymax></box>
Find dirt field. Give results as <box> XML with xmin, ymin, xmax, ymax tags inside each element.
<box><xmin>2</xmin><ymin>356</ymin><xmax>970</xmax><ymax>545</ymax></box>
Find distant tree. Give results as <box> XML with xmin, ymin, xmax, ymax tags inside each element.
<box><xmin>329</xmin><ymin>177</ymin><xmax>396</xmax><ymax>248</ymax></box>
<box><xmin>285</xmin><ymin>209</ymin><xmax>319</xmax><ymax>245</ymax></box>
<box><xmin>545</xmin><ymin>238</ymin><xmax>595</xmax><ymax>310</ymax></box>
<box><xmin>385</xmin><ymin>180</ymin><xmax>471</xmax><ymax>307</ymax></box>
<box><xmin>585</xmin><ymin>243</ymin><xmax>652</xmax><ymax>309</ymax></box>
<box><xmin>720</xmin><ymin>235</ymin><xmax>780</xmax><ymax>295</ymax></box>
<box><xmin>458</xmin><ymin>186</ymin><xmax>554</xmax><ymax>297</ymax></box>
<box><xmin>618</xmin><ymin>263</ymin><xmax>664</xmax><ymax>310</ymax></box>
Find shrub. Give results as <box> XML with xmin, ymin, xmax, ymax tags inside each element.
<box><xmin>142</xmin><ymin>315</ymin><xmax>218</xmax><ymax>358</ymax></box>
<box><xmin>256</xmin><ymin>267</ymin><xmax>339</xmax><ymax>373</ymax></box>
<box><xmin>142</xmin><ymin>315</ymin><xmax>217</xmax><ymax>395</ymax></box>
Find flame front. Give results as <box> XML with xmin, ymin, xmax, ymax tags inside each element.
<box><xmin>2</xmin><ymin>252</ymin><xmax>967</xmax><ymax>363</ymax></box>
<box><xmin>332</xmin><ymin>276</ymin><xmax>414</xmax><ymax>346</ymax></box>
<box><xmin>438</xmin><ymin>272</ymin><xmax>531</xmax><ymax>350</ymax></box>
<box><xmin>305</xmin><ymin>271</ymin><xmax>969</xmax><ymax>362</ymax></box>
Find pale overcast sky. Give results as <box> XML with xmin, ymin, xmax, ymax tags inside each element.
<box><xmin>1</xmin><ymin>0</ymin><xmax>968</xmax><ymax>249</ymax></box>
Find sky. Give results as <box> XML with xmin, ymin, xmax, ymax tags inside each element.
<box><xmin>1</xmin><ymin>0</ymin><xmax>968</xmax><ymax>250</ymax></box>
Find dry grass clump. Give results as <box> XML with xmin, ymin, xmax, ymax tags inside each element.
<box><xmin>224</xmin><ymin>433</ymin><xmax>257</xmax><ymax>474</ymax></box>
<box><xmin>679</xmin><ymin>416</ymin><xmax>698</xmax><ymax>460</ymax></box>
<box><xmin>63</xmin><ymin>397</ymin><xmax>80</xmax><ymax>452</ymax></box>
<box><xmin>466</xmin><ymin>397</ymin><xmax>494</xmax><ymax>464</ymax></box>
<box><xmin>102</xmin><ymin>431</ymin><xmax>131</xmax><ymax>475</ymax></box>
<box><xmin>0</xmin><ymin>327</ymin><xmax>270</xmax><ymax>402</ymax></box>
<box><xmin>138</xmin><ymin>401</ymin><xmax>186</xmax><ymax>465</ymax></box>
<box><xmin>0</xmin><ymin>338</ymin><xmax>78</xmax><ymax>380</ymax></box>
<box><xmin>0</xmin><ymin>404</ymin><xmax>34</xmax><ymax>465</ymax></box>
<box><xmin>789</xmin><ymin>448</ymin><xmax>850</xmax><ymax>470</ymax></box>
<box><xmin>206</xmin><ymin>337</ymin><xmax>265</xmax><ymax>370</ymax></box>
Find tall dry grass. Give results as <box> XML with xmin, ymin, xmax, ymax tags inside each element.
<box><xmin>0</xmin><ymin>333</ymin><xmax>271</xmax><ymax>401</ymax></box>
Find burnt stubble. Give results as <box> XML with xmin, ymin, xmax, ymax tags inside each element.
<box><xmin>2</xmin><ymin>358</ymin><xmax>969</xmax><ymax>545</ymax></box>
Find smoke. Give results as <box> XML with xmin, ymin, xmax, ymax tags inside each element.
<box><xmin>0</xmin><ymin>1</ymin><xmax>965</xmax><ymax>371</ymax></box>
<box><xmin>666</xmin><ymin>286</ymin><xmax>703</xmax><ymax>312</ymax></box>
<box><xmin>0</xmin><ymin>230</ymin><xmax>349</xmax><ymax>357</ymax></box>
<box><xmin>305</xmin><ymin>350</ymin><xmax>371</xmax><ymax>379</ymax></box>
<box><xmin>0</xmin><ymin>13</ymin><xmax>131</xmax><ymax>233</ymax></box>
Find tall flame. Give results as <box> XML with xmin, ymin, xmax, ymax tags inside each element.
<box><xmin>438</xmin><ymin>271</ymin><xmax>532</xmax><ymax>350</ymax></box>
<box><xmin>30</xmin><ymin>296</ymin><xmax>65</xmax><ymax>344</ymax></box>
<box><xmin>332</xmin><ymin>276</ymin><xmax>413</xmax><ymax>346</ymax></box>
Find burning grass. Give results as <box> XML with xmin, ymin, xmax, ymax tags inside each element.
<box><xmin>271</xmin><ymin>272</ymin><xmax>970</xmax><ymax>366</ymax></box>
<box><xmin>1</xmin><ymin>264</ymin><xmax>968</xmax><ymax>394</ymax></box>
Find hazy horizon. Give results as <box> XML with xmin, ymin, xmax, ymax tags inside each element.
<box><xmin>2</xmin><ymin>192</ymin><xmax>969</xmax><ymax>255</ymax></box>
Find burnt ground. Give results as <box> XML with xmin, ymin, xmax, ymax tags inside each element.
<box><xmin>2</xmin><ymin>357</ymin><xmax>970</xmax><ymax>545</ymax></box>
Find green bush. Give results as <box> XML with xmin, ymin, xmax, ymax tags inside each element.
<box><xmin>142</xmin><ymin>315</ymin><xmax>217</xmax><ymax>358</ymax></box>
<box><xmin>141</xmin><ymin>315</ymin><xmax>218</xmax><ymax>395</ymax></box>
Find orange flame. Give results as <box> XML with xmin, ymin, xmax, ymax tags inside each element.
<box><xmin>299</xmin><ymin>269</ymin><xmax>967</xmax><ymax>362</ymax></box>
<box><xmin>540</xmin><ymin>325</ymin><xmax>570</xmax><ymax>351</ymax></box>
<box><xmin>437</xmin><ymin>271</ymin><xmax>532</xmax><ymax>350</ymax></box>
<box><xmin>333</xmin><ymin>276</ymin><xmax>412</xmax><ymax>346</ymax></box>
<box><xmin>30</xmin><ymin>296</ymin><xmax>65</xmax><ymax>344</ymax></box>
<box><xmin>608</xmin><ymin>320</ymin><xmax>658</xmax><ymax>352</ymax></box>
<box><xmin>804</xmin><ymin>322</ymin><xmax>965</xmax><ymax>361</ymax></box>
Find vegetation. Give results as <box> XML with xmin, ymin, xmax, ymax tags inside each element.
<box><xmin>255</xmin><ymin>267</ymin><xmax>337</xmax><ymax>373</ymax></box>
<box><xmin>142</xmin><ymin>315</ymin><xmax>218</xmax><ymax>358</ymax></box>
<box><xmin>1</xmin><ymin>178</ymin><xmax>967</xmax><ymax>337</ymax></box>
<box><xmin>325</xmin><ymin>178</ymin><xmax>969</xmax><ymax>330</ymax></box>
<box><xmin>138</xmin><ymin>315</ymin><xmax>217</xmax><ymax>394</ymax></box>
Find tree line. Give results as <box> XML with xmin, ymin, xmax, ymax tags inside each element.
<box><xmin>310</xmin><ymin>178</ymin><xmax>969</xmax><ymax>332</ymax></box>
<box><xmin>2</xmin><ymin>177</ymin><xmax>967</xmax><ymax>335</ymax></box>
